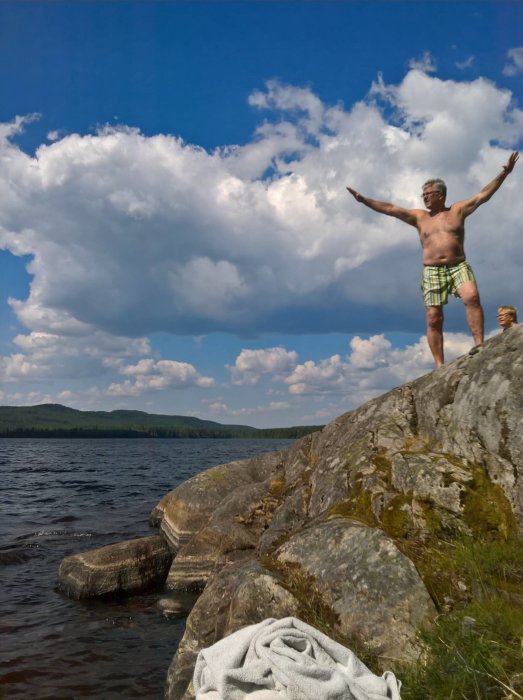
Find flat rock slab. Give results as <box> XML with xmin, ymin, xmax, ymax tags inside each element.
<box><xmin>58</xmin><ymin>535</ymin><xmax>172</xmax><ymax>599</ymax></box>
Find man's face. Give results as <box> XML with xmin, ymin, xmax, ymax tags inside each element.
<box><xmin>422</xmin><ymin>187</ymin><xmax>444</xmax><ymax>209</ymax></box>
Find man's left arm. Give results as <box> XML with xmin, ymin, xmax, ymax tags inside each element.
<box><xmin>458</xmin><ymin>151</ymin><xmax>519</xmax><ymax>218</ymax></box>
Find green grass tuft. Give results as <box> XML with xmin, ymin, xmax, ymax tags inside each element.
<box><xmin>399</xmin><ymin>536</ymin><xmax>523</xmax><ymax>700</ymax></box>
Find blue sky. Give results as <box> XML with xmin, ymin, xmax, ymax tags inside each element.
<box><xmin>1</xmin><ymin>1</ymin><xmax>522</xmax><ymax>427</ymax></box>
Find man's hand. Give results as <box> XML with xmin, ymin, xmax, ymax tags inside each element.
<box><xmin>346</xmin><ymin>186</ymin><xmax>364</xmax><ymax>202</ymax></box>
<box><xmin>503</xmin><ymin>151</ymin><xmax>519</xmax><ymax>175</ymax></box>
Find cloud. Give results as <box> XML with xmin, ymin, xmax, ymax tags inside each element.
<box><xmin>284</xmin><ymin>333</ymin><xmax>473</xmax><ymax>402</ymax></box>
<box><xmin>229</xmin><ymin>347</ymin><xmax>299</xmax><ymax>385</ymax></box>
<box><xmin>349</xmin><ymin>334</ymin><xmax>392</xmax><ymax>368</ymax></box>
<box><xmin>0</xmin><ymin>390</ymin><xmax>54</xmax><ymax>405</ymax></box>
<box><xmin>106</xmin><ymin>358</ymin><xmax>214</xmax><ymax>396</ymax></box>
<box><xmin>503</xmin><ymin>47</ymin><xmax>523</xmax><ymax>77</ymax></box>
<box><xmin>456</xmin><ymin>56</ymin><xmax>474</xmax><ymax>71</ymax></box>
<box><xmin>0</xmin><ymin>113</ymin><xmax>40</xmax><ymax>143</ymax></box>
<box><xmin>1</xmin><ymin>70</ymin><xmax>522</xmax><ymax>349</ymax></box>
<box><xmin>248</xmin><ymin>79</ymin><xmax>325</xmax><ymax>134</ymax></box>
<box><xmin>222</xmin><ymin>329</ymin><xmax>498</xmax><ymax>424</ymax></box>
<box><xmin>47</xmin><ymin>130</ymin><xmax>63</xmax><ymax>142</ymax></box>
<box><xmin>0</xmin><ymin>326</ymin><xmax>213</xmax><ymax>405</ymax></box>
<box><xmin>0</xmin><ymin>330</ymin><xmax>151</xmax><ymax>383</ymax></box>
<box><xmin>207</xmin><ymin>399</ymin><xmax>291</xmax><ymax>418</ymax></box>
<box><xmin>408</xmin><ymin>51</ymin><xmax>437</xmax><ymax>74</ymax></box>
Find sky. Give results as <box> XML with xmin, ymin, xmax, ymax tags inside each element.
<box><xmin>0</xmin><ymin>1</ymin><xmax>522</xmax><ymax>428</ymax></box>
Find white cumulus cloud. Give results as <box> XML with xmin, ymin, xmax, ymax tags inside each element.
<box><xmin>284</xmin><ymin>333</ymin><xmax>474</xmax><ymax>404</ymax></box>
<box><xmin>1</xmin><ymin>70</ymin><xmax>521</xmax><ymax>346</ymax></box>
<box><xmin>229</xmin><ymin>347</ymin><xmax>299</xmax><ymax>385</ymax></box>
<box><xmin>0</xmin><ymin>330</ymin><xmax>152</xmax><ymax>383</ymax></box>
<box><xmin>106</xmin><ymin>358</ymin><xmax>214</xmax><ymax>396</ymax></box>
<box><xmin>1</xmin><ymin>70</ymin><xmax>521</xmax><ymax>421</ymax></box>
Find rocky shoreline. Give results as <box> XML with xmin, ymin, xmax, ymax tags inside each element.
<box><xmin>58</xmin><ymin>325</ymin><xmax>523</xmax><ymax>699</ymax></box>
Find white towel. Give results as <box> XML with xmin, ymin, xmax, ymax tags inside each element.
<box><xmin>193</xmin><ymin>617</ymin><xmax>402</xmax><ymax>700</ymax></box>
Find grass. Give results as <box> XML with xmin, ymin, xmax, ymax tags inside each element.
<box><xmin>398</xmin><ymin>536</ymin><xmax>523</xmax><ymax>700</ymax></box>
<box><xmin>262</xmin><ymin>535</ymin><xmax>523</xmax><ymax>698</ymax></box>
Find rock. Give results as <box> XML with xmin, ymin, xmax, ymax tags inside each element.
<box><xmin>157</xmin><ymin>592</ymin><xmax>199</xmax><ymax>619</ymax></box>
<box><xmin>158</xmin><ymin>597</ymin><xmax>186</xmax><ymax>618</ymax></box>
<box><xmin>58</xmin><ymin>535</ymin><xmax>172</xmax><ymax>599</ymax></box>
<box><xmin>411</xmin><ymin>327</ymin><xmax>523</xmax><ymax>528</ymax></box>
<box><xmin>163</xmin><ymin>327</ymin><xmax>522</xmax><ymax>697</ymax></box>
<box><xmin>166</xmin><ymin>478</ymin><xmax>281</xmax><ymax>590</ymax></box>
<box><xmin>265</xmin><ymin>327</ymin><xmax>522</xmax><ymax>543</ymax></box>
<box><xmin>273</xmin><ymin>515</ymin><xmax>436</xmax><ymax>663</ymax></box>
<box><xmin>164</xmin><ymin>559</ymin><xmax>301</xmax><ymax>700</ymax></box>
<box><xmin>461</xmin><ymin>616</ymin><xmax>476</xmax><ymax>635</ymax></box>
<box><xmin>151</xmin><ymin>452</ymin><xmax>284</xmax><ymax>551</ymax></box>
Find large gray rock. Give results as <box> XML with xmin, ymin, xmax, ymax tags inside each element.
<box><xmin>58</xmin><ymin>535</ymin><xmax>172</xmax><ymax>599</ymax></box>
<box><xmin>162</xmin><ymin>327</ymin><xmax>522</xmax><ymax>698</ymax></box>
<box><xmin>274</xmin><ymin>516</ymin><xmax>436</xmax><ymax>662</ymax></box>
<box><xmin>412</xmin><ymin>326</ymin><xmax>523</xmax><ymax>528</ymax></box>
<box><xmin>266</xmin><ymin>325</ymin><xmax>522</xmax><ymax>543</ymax></box>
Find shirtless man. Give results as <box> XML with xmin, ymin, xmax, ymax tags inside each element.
<box><xmin>347</xmin><ymin>151</ymin><xmax>519</xmax><ymax>367</ymax></box>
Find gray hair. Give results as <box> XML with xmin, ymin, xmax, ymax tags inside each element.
<box><xmin>422</xmin><ymin>178</ymin><xmax>447</xmax><ymax>198</ymax></box>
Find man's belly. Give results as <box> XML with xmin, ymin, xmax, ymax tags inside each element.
<box><xmin>423</xmin><ymin>252</ymin><xmax>466</xmax><ymax>266</ymax></box>
<box><xmin>421</xmin><ymin>235</ymin><xmax>465</xmax><ymax>266</ymax></box>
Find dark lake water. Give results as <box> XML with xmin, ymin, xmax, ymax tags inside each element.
<box><xmin>0</xmin><ymin>438</ymin><xmax>293</xmax><ymax>700</ymax></box>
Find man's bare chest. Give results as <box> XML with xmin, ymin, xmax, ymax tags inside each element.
<box><xmin>418</xmin><ymin>211</ymin><xmax>464</xmax><ymax>243</ymax></box>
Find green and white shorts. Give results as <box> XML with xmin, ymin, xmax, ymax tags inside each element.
<box><xmin>421</xmin><ymin>261</ymin><xmax>476</xmax><ymax>307</ymax></box>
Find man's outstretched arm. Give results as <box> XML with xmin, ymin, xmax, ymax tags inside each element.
<box><xmin>458</xmin><ymin>151</ymin><xmax>519</xmax><ymax>217</ymax></box>
<box><xmin>346</xmin><ymin>187</ymin><xmax>419</xmax><ymax>226</ymax></box>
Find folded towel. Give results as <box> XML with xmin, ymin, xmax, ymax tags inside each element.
<box><xmin>193</xmin><ymin>617</ymin><xmax>402</xmax><ymax>700</ymax></box>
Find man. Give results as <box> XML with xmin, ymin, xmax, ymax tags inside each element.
<box><xmin>346</xmin><ymin>152</ymin><xmax>519</xmax><ymax>367</ymax></box>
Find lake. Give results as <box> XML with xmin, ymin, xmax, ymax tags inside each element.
<box><xmin>0</xmin><ymin>438</ymin><xmax>293</xmax><ymax>699</ymax></box>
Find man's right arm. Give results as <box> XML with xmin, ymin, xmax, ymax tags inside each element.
<box><xmin>346</xmin><ymin>187</ymin><xmax>419</xmax><ymax>227</ymax></box>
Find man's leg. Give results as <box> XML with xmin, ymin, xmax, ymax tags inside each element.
<box><xmin>458</xmin><ymin>281</ymin><xmax>484</xmax><ymax>347</ymax></box>
<box><xmin>426</xmin><ymin>305</ymin><xmax>444</xmax><ymax>368</ymax></box>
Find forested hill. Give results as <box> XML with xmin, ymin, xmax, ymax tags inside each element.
<box><xmin>0</xmin><ymin>404</ymin><xmax>322</xmax><ymax>439</ymax></box>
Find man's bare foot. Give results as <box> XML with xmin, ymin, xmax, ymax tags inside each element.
<box><xmin>469</xmin><ymin>344</ymin><xmax>483</xmax><ymax>356</ymax></box>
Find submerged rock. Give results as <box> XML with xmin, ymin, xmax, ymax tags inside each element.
<box><xmin>58</xmin><ymin>535</ymin><xmax>172</xmax><ymax>599</ymax></box>
<box><xmin>157</xmin><ymin>592</ymin><xmax>199</xmax><ymax>619</ymax></box>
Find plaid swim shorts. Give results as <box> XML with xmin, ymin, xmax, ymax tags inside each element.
<box><xmin>421</xmin><ymin>261</ymin><xmax>476</xmax><ymax>306</ymax></box>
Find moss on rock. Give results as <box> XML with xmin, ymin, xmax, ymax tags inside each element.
<box><xmin>462</xmin><ymin>465</ymin><xmax>517</xmax><ymax>539</ymax></box>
